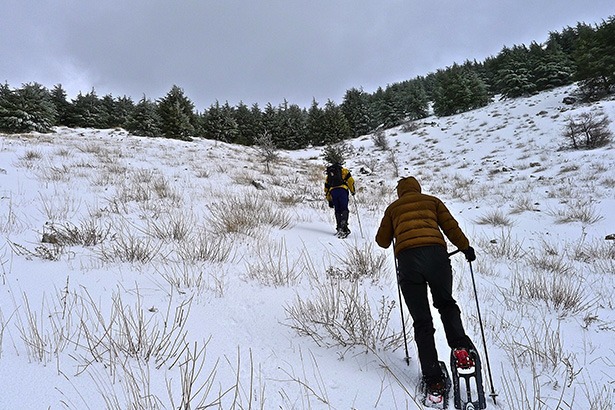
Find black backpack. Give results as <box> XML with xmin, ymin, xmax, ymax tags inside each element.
<box><xmin>326</xmin><ymin>163</ymin><xmax>346</xmax><ymax>187</ymax></box>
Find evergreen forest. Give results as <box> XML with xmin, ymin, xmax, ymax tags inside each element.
<box><xmin>1</xmin><ymin>17</ymin><xmax>614</xmax><ymax>148</ymax></box>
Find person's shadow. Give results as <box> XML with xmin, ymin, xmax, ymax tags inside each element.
<box><xmin>295</xmin><ymin>224</ymin><xmax>335</xmax><ymax>236</ymax></box>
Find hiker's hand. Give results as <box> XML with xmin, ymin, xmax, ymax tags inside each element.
<box><xmin>463</xmin><ymin>246</ymin><xmax>476</xmax><ymax>262</ymax></box>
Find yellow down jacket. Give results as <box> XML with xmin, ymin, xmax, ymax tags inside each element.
<box><xmin>375</xmin><ymin>176</ymin><xmax>470</xmax><ymax>255</ymax></box>
<box><xmin>324</xmin><ymin>167</ymin><xmax>355</xmax><ymax>200</ymax></box>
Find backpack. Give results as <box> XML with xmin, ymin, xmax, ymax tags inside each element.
<box><xmin>326</xmin><ymin>164</ymin><xmax>346</xmax><ymax>187</ymax></box>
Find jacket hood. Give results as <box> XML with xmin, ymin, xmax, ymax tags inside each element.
<box><xmin>396</xmin><ymin>176</ymin><xmax>421</xmax><ymax>197</ymax></box>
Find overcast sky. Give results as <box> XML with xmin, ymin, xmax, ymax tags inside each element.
<box><xmin>2</xmin><ymin>1</ymin><xmax>613</xmax><ymax>110</ymax></box>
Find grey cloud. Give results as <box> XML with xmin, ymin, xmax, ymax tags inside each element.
<box><xmin>1</xmin><ymin>1</ymin><xmax>613</xmax><ymax>109</ymax></box>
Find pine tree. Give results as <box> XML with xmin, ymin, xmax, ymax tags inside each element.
<box><xmin>597</xmin><ymin>16</ymin><xmax>615</xmax><ymax>91</ymax></box>
<box><xmin>69</xmin><ymin>89</ymin><xmax>103</xmax><ymax>128</ymax></box>
<box><xmin>574</xmin><ymin>18</ymin><xmax>615</xmax><ymax>98</ymax></box>
<box><xmin>341</xmin><ymin>88</ymin><xmax>371</xmax><ymax>137</ymax></box>
<box><xmin>126</xmin><ymin>96</ymin><xmax>161</xmax><ymax>137</ymax></box>
<box><xmin>0</xmin><ymin>82</ymin><xmax>57</xmax><ymax>133</ymax></box>
<box><xmin>532</xmin><ymin>43</ymin><xmax>573</xmax><ymax>91</ymax></box>
<box><xmin>157</xmin><ymin>85</ymin><xmax>196</xmax><ymax>141</ymax></box>
<box><xmin>50</xmin><ymin>84</ymin><xmax>71</xmax><ymax>126</ymax></box>
<box><xmin>396</xmin><ymin>79</ymin><xmax>429</xmax><ymax>120</ymax></box>
<box><xmin>218</xmin><ymin>102</ymin><xmax>239</xmax><ymax>143</ymax></box>
<box><xmin>547</xmin><ymin>25</ymin><xmax>585</xmax><ymax>56</ymax></box>
<box><xmin>261</xmin><ymin>103</ymin><xmax>279</xmax><ymax>144</ymax></box>
<box><xmin>202</xmin><ymin>101</ymin><xmax>238</xmax><ymax>143</ymax></box>
<box><xmin>499</xmin><ymin>65</ymin><xmax>535</xmax><ymax>98</ymax></box>
<box><xmin>275</xmin><ymin>100</ymin><xmax>307</xmax><ymax>149</ymax></box>
<box><xmin>379</xmin><ymin>88</ymin><xmax>405</xmax><ymax>128</ymax></box>
<box><xmin>493</xmin><ymin>45</ymin><xmax>536</xmax><ymax>98</ymax></box>
<box><xmin>307</xmin><ymin>99</ymin><xmax>326</xmax><ymax>146</ymax></box>
<box><xmin>249</xmin><ymin>103</ymin><xmax>265</xmax><ymax>144</ymax></box>
<box><xmin>367</xmin><ymin>87</ymin><xmax>387</xmax><ymax>129</ymax></box>
<box><xmin>100</xmin><ymin>95</ymin><xmax>134</xmax><ymax>129</ymax></box>
<box><xmin>233</xmin><ymin>102</ymin><xmax>251</xmax><ymax>145</ymax></box>
<box><xmin>234</xmin><ymin>101</ymin><xmax>262</xmax><ymax>145</ymax></box>
<box><xmin>100</xmin><ymin>94</ymin><xmax>117</xmax><ymax>128</ymax></box>
<box><xmin>321</xmin><ymin>99</ymin><xmax>351</xmax><ymax>144</ymax></box>
<box><xmin>432</xmin><ymin>65</ymin><xmax>490</xmax><ymax>116</ymax></box>
<box><xmin>420</xmin><ymin>73</ymin><xmax>439</xmax><ymax>102</ymax></box>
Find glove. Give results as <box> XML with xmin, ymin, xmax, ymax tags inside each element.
<box><xmin>463</xmin><ymin>246</ymin><xmax>476</xmax><ymax>262</ymax></box>
<box><xmin>328</xmin><ymin>200</ymin><xmax>334</xmax><ymax>208</ymax></box>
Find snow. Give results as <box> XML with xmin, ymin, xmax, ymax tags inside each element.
<box><xmin>1</xmin><ymin>84</ymin><xmax>614</xmax><ymax>409</ymax></box>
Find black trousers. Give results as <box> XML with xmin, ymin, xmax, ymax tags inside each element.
<box><xmin>397</xmin><ymin>245</ymin><xmax>473</xmax><ymax>379</ymax></box>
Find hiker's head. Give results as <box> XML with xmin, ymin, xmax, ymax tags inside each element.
<box><xmin>396</xmin><ymin>176</ymin><xmax>421</xmax><ymax>197</ymax></box>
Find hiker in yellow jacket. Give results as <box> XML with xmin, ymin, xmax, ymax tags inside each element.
<box><xmin>324</xmin><ymin>162</ymin><xmax>355</xmax><ymax>237</ymax></box>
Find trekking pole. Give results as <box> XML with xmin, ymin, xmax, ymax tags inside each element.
<box><xmin>352</xmin><ymin>194</ymin><xmax>364</xmax><ymax>238</ymax></box>
<box><xmin>468</xmin><ymin>260</ymin><xmax>498</xmax><ymax>405</ymax></box>
<box><xmin>393</xmin><ymin>245</ymin><xmax>410</xmax><ymax>365</ymax></box>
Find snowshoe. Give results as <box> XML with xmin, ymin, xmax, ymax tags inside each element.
<box><xmin>450</xmin><ymin>348</ymin><xmax>486</xmax><ymax>409</ymax></box>
<box><xmin>335</xmin><ymin>225</ymin><xmax>351</xmax><ymax>239</ymax></box>
<box><xmin>421</xmin><ymin>361</ymin><xmax>451</xmax><ymax>409</ymax></box>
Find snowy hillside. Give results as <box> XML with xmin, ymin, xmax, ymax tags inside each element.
<box><xmin>0</xmin><ymin>84</ymin><xmax>613</xmax><ymax>409</ymax></box>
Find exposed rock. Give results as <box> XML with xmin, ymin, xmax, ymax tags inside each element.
<box><xmin>251</xmin><ymin>180</ymin><xmax>266</xmax><ymax>190</ymax></box>
<box><xmin>41</xmin><ymin>232</ymin><xmax>59</xmax><ymax>244</ymax></box>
